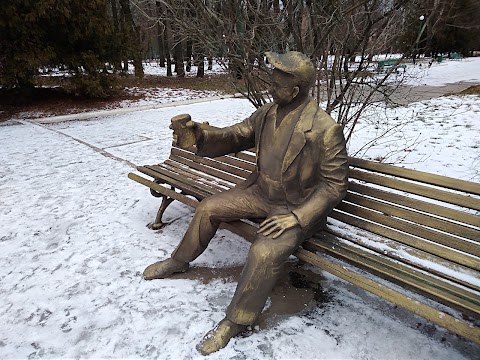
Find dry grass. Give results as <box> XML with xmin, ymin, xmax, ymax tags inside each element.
<box><xmin>459</xmin><ymin>85</ymin><xmax>480</xmax><ymax>95</ymax></box>
<box><xmin>0</xmin><ymin>73</ymin><xmax>240</xmax><ymax>122</ymax></box>
<box><xmin>35</xmin><ymin>73</ymin><xmax>238</xmax><ymax>94</ymax></box>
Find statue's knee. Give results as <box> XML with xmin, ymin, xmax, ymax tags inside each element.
<box><xmin>249</xmin><ymin>239</ymin><xmax>276</xmax><ymax>263</ymax></box>
<box><xmin>195</xmin><ymin>198</ymin><xmax>222</xmax><ymax>222</ymax></box>
<box><xmin>196</xmin><ymin>198</ymin><xmax>215</xmax><ymax>215</ymax></box>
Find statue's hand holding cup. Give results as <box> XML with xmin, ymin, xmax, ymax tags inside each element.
<box><xmin>170</xmin><ymin>114</ymin><xmax>204</xmax><ymax>150</ymax></box>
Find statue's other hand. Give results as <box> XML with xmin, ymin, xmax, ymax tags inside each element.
<box><xmin>257</xmin><ymin>213</ymin><xmax>299</xmax><ymax>239</ymax></box>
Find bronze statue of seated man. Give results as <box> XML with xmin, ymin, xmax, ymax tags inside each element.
<box><xmin>143</xmin><ymin>51</ymin><xmax>349</xmax><ymax>355</ymax></box>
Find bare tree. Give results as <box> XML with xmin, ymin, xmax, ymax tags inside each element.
<box><xmin>119</xmin><ymin>0</ymin><xmax>145</xmax><ymax>77</ymax></box>
<box><xmin>131</xmin><ymin>0</ymin><xmax>460</xmax><ymax>155</ymax></box>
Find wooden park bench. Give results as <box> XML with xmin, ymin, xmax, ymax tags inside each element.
<box><xmin>377</xmin><ymin>59</ymin><xmax>407</xmax><ymax>73</ymax></box>
<box><xmin>128</xmin><ymin>127</ymin><xmax>480</xmax><ymax>344</ymax></box>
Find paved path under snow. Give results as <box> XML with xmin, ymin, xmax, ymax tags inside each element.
<box><xmin>23</xmin><ymin>80</ymin><xmax>477</xmax><ymax>124</ymax></box>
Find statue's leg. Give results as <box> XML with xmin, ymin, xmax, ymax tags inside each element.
<box><xmin>226</xmin><ymin>223</ymin><xmax>305</xmax><ymax>326</ymax></box>
<box><xmin>171</xmin><ymin>186</ymin><xmax>269</xmax><ymax>263</ymax></box>
<box><xmin>144</xmin><ymin>186</ymin><xmax>269</xmax><ymax>280</ymax></box>
<box><xmin>197</xmin><ymin>210</ymin><xmax>306</xmax><ymax>355</ymax></box>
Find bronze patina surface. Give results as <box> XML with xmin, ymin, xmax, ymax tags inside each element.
<box><xmin>143</xmin><ymin>51</ymin><xmax>349</xmax><ymax>355</ymax></box>
<box><xmin>169</xmin><ymin>113</ymin><xmax>196</xmax><ymax>149</ymax></box>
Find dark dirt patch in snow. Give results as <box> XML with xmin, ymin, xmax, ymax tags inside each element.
<box><xmin>0</xmin><ymin>74</ymin><xmax>237</xmax><ymax>122</ymax></box>
<box><xmin>172</xmin><ymin>260</ymin><xmax>329</xmax><ymax>329</ymax></box>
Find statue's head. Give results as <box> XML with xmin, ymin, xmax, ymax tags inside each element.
<box><xmin>265</xmin><ymin>51</ymin><xmax>315</xmax><ymax>105</ymax></box>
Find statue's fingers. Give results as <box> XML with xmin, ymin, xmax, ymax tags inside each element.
<box><xmin>259</xmin><ymin>217</ymin><xmax>277</xmax><ymax>228</ymax></box>
<box><xmin>258</xmin><ymin>224</ymin><xmax>278</xmax><ymax>236</ymax></box>
<box><xmin>186</xmin><ymin>120</ymin><xmax>197</xmax><ymax>128</ymax></box>
<box><xmin>257</xmin><ymin>223</ymin><xmax>274</xmax><ymax>234</ymax></box>
<box><xmin>259</xmin><ymin>218</ymin><xmax>270</xmax><ymax>228</ymax></box>
<box><xmin>271</xmin><ymin>228</ymin><xmax>285</xmax><ymax>239</ymax></box>
<box><xmin>257</xmin><ymin>220</ymin><xmax>269</xmax><ymax>231</ymax></box>
<box><xmin>257</xmin><ymin>226</ymin><xmax>267</xmax><ymax>234</ymax></box>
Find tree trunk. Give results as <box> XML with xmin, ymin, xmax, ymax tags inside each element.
<box><xmin>157</xmin><ymin>30</ymin><xmax>166</xmax><ymax>67</ymax></box>
<box><xmin>186</xmin><ymin>40</ymin><xmax>193</xmax><ymax>72</ymax></box>
<box><xmin>175</xmin><ymin>40</ymin><xmax>185</xmax><ymax>77</ymax></box>
<box><xmin>110</xmin><ymin>0</ymin><xmax>122</xmax><ymax>71</ymax></box>
<box><xmin>163</xmin><ymin>27</ymin><xmax>173</xmax><ymax>76</ymax></box>
<box><xmin>159</xmin><ymin>1</ymin><xmax>173</xmax><ymax>76</ymax></box>
<box><xmin>196</xmin><ymin>54</ymin><xmax>205</xmax><ymax>77</ymax></box>
<box><xmin>119</xmin><ymin>0</ymin><xmax>144</xmax><ymax>78</ymax></box>
<box><xmin>155</xmin><ymin>2</ymin><xmax>165</xmax><ymax>67</ymax></box>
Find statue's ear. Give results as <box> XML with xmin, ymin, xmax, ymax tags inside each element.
<box><xmin>292</xmin><ymin>86</ymin><xmax>300</xmax><ymax>98</ymax></box>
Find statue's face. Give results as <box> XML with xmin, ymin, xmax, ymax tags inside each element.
<box><xmin>268</xmin><ymin>69</ymin><xmax>299</xmax><ymax>106</ymax></box>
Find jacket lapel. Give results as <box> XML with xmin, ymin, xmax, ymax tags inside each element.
<box><xmin>281</xmin><ymin>97</ymin><xmax>316</xmax><ymax>174</ymax></box>
<box><xmin>255</xmin><ymin>103</ymin><xmax>275</xmax><ymax>166</ymax></box>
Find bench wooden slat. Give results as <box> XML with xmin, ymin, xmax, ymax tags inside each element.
<box><xmin>215</xmin><ymin>154</ymin><xmax>256</xmax><ymax>172</ymax></box>
<box><xmin>324</xmin><ymin>224</ymin><xmax>480</xmax><ymax>292</ymax></box>
<box><xmin>344</xmin><ymin>192</ymin><xmax>480</xmax><ymax>252</ymax></box>
<box><xmin>163</xmin><ymin>160</ymin><xmax>236</xmax><ymax>189</ymax></box>
<box><xmin>144</xmin><ymin>165</ymin><xmax>223</xmax><ymax>196</ymax></box>
<box><xmin>337</xmin><ymin>200</ymin><xmax>479</xmax><ymax>262</ymax></box>
<box><xmin>331</xmin><ymin>208</ymin><xmax>480</xmax><ymax>271</ymax></box>
<box><xmin>304</xmin><ymin>236</ymin><xmax>480</xmax><ymax>318</ymax></box>
<box><xmin>311</xmin><ymin>233</ymin><xmax>480</xmax><ymax>307</ymax></box>
<box><xmin>294</xmin><ymin>248</ymin><xmax>480</xmax><ymax>344</ymax></box>
<box><xmin>170</xmin><ymin>154</ymin><xmax>245</xmax><ymax>185</ymax></box>
<box><xmin>349</xmin><ymin>157</ymin><xmax>480</xmax><ymax>196</ymax></box>
<box><xmin>137</xmin><ymin>166</ymin><xmax>211</xmax><ymax>199</ymax></box>
<box><xmin>231</xmin><ymin>150</ymin><xmax>256</xmax><ymax>164</ymax></box>
<box><xmin>350</xmin><ymin>169</ymin><xmax>480</xmax><ymax>211</ymax></box>
<box><xmin>171</xmin><ymin>148</ymin><xmax>252</xmax><ymax>179</ymax></box>
<box><xmin>128</xmin><ymin>172</ymin><xmax>199</xmax><ymax>208</ymax></box>
<box><xmin>349</xmin><ymin>182</ymin><xmax>480</xmax><ymax>228</ymax></box>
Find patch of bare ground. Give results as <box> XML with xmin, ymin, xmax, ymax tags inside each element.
<box><xmin>172</xmin><ymin>260</ymin><xmax>329</xmax><ymax>330</ymax></box>
<box><xmin>459</xmin><ymin>85</ymin><xmax>480</xmax><ymax>95</ymax></box>
<box><xmin>0</xmin><ymin>74</ymin><xmax>239</xmax><ymax>122</ymax></box>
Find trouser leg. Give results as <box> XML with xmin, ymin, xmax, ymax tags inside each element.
<box><xmin>172</xmin><ymin>186</ymin><xmax>269</xmax><ymax>263</ymax></box>
<box><xmin>226</xmin><ymin>224</ymin><xmax>305</xmax><ymax>325</ymax></box>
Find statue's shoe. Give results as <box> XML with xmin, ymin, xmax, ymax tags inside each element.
<box><xmin>143</xmin><ymin>258</ymin><xmax>189</xmax><ymax>280</ymax></box>
<box><xmin>196</xmin><ymin>318</ymin><xmax>246</xmax><ymax>355</ymax></box>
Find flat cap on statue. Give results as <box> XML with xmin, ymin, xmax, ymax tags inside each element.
<box><xmin>265</xmin><ymin>51</ymin><xmax>316</xmax><ymax>84</ymax></box>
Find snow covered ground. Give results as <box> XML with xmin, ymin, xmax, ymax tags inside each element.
<box><xmin>120</xmin><ymin>87</ymin><xmax>223</xmax><ymax>108</ymax></box>
<box><xmin>141</xmin><ymin>61</ymin><xmax>225</xmax><ymax>77</ymax></box>
<box><xmin>407</xmin><ymin>56</ymin><xmax>480</xmax><ymax>86</ymax></box>
<box><xmin>1</xmin><ymin>59</ymin><xmax>479</xmax><ymax>359</ymax></box>
<box><xmin>347</xmin><ymin>95</ymin><xmax>480</xmax><ymax>181</ymax></box>
<box><xmin>118</xmin><ymin>60</ymin><xmax>228</xmax><ymax>108</ymax></box>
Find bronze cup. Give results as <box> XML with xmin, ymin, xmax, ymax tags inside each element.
<box><xmin>170</xmin><ymin>113</ymin><xmax>197</xmax><ymax>149</ymax></box>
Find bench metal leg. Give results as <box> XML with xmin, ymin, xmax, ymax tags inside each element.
<box><xmin>147</xmin><ymin>187</ymin><xmax>175</xmax><ymax>230</ymax></box>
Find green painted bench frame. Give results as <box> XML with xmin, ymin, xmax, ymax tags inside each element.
<box><xmin>129</xmin><ymin>137</ymin><xmax>480</xmax><ymax>344</ymax></box>
<box><xmin>377</xmin><ymin>59</ymin><xmax>407</xmax><ymax>72</ymax></box>
<box><xmin>450</xmin><ymin>52</ymin><xmax>463</xmax><ymax>60</ymax></box>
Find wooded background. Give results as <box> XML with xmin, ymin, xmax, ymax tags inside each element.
<box><xmin>1</xmin><ymin>0</ymin><xmax>479</xmax><ymax>136</ymax></box>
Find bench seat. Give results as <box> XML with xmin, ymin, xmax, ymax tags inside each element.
<box><xmin>129</xmin><ymin>144</ymin><xmax>480</xmax><ymax>344</ymax></box>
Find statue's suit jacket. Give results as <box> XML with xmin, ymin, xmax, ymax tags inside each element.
<box><xmin>197</xmin><ymin>97</ymin><xmax>349</xmax><ymax>234</ymax></box>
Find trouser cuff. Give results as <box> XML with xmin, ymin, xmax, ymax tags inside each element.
<box><xmin>226</xmin><ymin>306</ymin><xmax>257</xmax><ymax>326</ymax></box>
